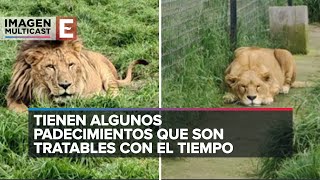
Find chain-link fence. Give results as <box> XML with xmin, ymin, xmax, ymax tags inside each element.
<box><xmin>162</xmin><ymin>0</ymin><xmax>287</xmax><ymax>79</ymax></box>
<box><xmin>162</xmin><ymin>0</ymin><xmax>228</xmax><ymax>79</ymax></box>
<box><xmin>237</xmin><ymin>0</ymin><xmax>287</xmax><ymax>46</ymax></box>
<box><xmin>162</xmin><ymin>0</ymin><xmax>289</xmax><ymax>107</ymax></box>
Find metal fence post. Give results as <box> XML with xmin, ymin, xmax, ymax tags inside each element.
<box><xmin>288</xmin><ymin>0</ymin><xmax>293</xmax><ymax>6</ymax></box>
<box><xmin>230</xmin><ymin>0</ymin><xmax>237</xmax><ymax>50</ymax></box>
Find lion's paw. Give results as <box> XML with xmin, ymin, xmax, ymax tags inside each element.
<box><xmin>263</xmin><ymin>97</ymin><xmax>274</xmax><ymax>105</ymax></box>
<box><xmin>8</xmin><ymin>102</ymin><xmax>28</xmax><ymax>113</ymax></box>
<box><xmin>223</xmin><ymin>93</ymin><xmax>238</xmax><ymax>103</ymax></box>
<box><xmin>280</xmin><ymin>85</ymin><xmax>290</xmax><ymax>94</ymax></box>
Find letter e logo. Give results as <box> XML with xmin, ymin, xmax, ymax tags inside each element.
<box><xmin>56</xmin><ymin>17</ymin><xmax>77</xmax><ymax>40</ymax></box>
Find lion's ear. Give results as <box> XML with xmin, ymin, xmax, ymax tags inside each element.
<box><xmin>24</xmin><ymin>49</ymin><xmax>44</xmax><ymax>65</ymax></box>
<box><xmin>66</xmin><ymin>40</ymin><xmax>82</xmax><ymax>52</ymax></box>
<box><xmin>225</xmin><ymin>74</ymin><xmax>238</xmax><ymax>87</ymax></box>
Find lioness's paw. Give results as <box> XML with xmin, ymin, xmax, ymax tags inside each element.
<box><xmin>280</xmin><ymin>85</ymin><xmax>290</xmax><ymax>94</ymax></box>
<box><xmin>263</xmin><ymin>97</ymin><xmax>274</xmax><ymax>105</ymax></box>
<box><xmin>223</xmin><ymin>93</ymin><xmax>237</xmax><ymax>103</ymax></box>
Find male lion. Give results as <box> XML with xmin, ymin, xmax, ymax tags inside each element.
<box><xmin>6</xmin><ymin>40</ymin><xmax>148</xmax><ymax>112</ymax></box>
<box><xmin>224</xmin><ymin>47</ymin><xmax>297</xmax><ymax>106</ymax></box>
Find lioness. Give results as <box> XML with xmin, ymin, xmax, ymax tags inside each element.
<box><xmin>6</xmin><ymin>40</ymin><xmax>148</xmax><ymax>112</ymax></box>
<box><xmin>224</xmin><ymin>47</ymin><xmax>296</xmax><ymax>106</ymax></box>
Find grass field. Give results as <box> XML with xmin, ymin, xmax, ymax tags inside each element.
<box><xmin>257</xmin><ymin>82</ymin><xmax>320</xmax><ymax>179</ymax></box>
<box><xmin>0</xmin><ymin>0</ymin><xmax>159</xmax><ymax>179</ymax></box>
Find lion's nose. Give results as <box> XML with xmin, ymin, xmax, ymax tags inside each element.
<box><xmin>247</xmin><ymin>95</ymin><xmax>257</xmax><ymax>101</ymax></box>
<box><xmin>58</xmin><ymin>83</ymin><xmax>71</xmax><ymax>90</ymax></box>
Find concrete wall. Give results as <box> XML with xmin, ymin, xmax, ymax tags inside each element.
<box><xmin>269</xmin><ymin>6</ymin><xmax>308</xmax><ymax>54</ymax></box>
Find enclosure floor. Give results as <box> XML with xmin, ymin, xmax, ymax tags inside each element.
<box><xmin>161</xmin><ymin>24</ymin><xmax>320</xmax><ymax>179</ymax></box>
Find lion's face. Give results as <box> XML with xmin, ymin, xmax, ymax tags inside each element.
<box><xmin>29</xmin><ymin>48</ymin><xmax>86</xmax><ymax>103</ymax></box>
<box><xmin>226</xmin><ymin>70</ymin><xmax>274</xmax><ymax>106</ymax></box>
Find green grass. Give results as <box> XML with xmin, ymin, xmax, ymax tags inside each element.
<box><xmin>162</xmin><ymin>0</ymin><xmax>231</xmax><ymax>108</ymax></box>
<box><xmin>0</xmin><ymin>110</ymin><xmax>158</xmax><ymax>178</ymax></box>
<box><xmin>276</xmin><ymin>147</ymin><xmax>320</xmax><ymax>179</ymax></box>
<box><xmin>161</xmin><ymin>49</ymin><xmax>228</xmax><ymax>108</ymax></box>
<box><xmin>0</xmin><ymin>0</ymin><xmax>158</xmax><ymax>179</ymax></box>
<box><xmin>257</xmin><ymin>83</ymin><xmax>320</xmax><ymax>179</ymax></box>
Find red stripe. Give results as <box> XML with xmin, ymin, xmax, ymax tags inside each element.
<box><xmin>161</xmin><ymin>108</ymin><xmax>293</xmax><ymax>111</ymax></box>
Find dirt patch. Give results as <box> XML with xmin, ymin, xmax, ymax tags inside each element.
<box><xmin>162</xmin><ymin>158</ymin><xmax>257</xmax><ymax>179</ymax></box>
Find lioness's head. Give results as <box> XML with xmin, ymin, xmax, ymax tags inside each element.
<box><xmin>226</xmin><ymin>70</ymin><xmax>274</xmax><ymax>106</ymax></box>
<box><xmin>21</xmin><ymin>41</ymin><xmax>86</xmax><ymax>103</ymax></box>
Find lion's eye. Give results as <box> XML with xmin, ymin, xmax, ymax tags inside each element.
<box><xmin>240</xmin><ymin>85</ymin><xmax>246</xmax><ymax>92</ymax></box>
<box><xmin>69</xmin><ymin>63</ymin><xmax>75</xmax><ymax>67</ymax></box>
<box><xmin>257</xmin><ymin>85</ymin><xmax>261</xmax><ymax>91</ymax></box>
<box><xmin>46</xmin><ymin>64</ymin><xmax>54</xmax><ymax>69</ymax></box>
